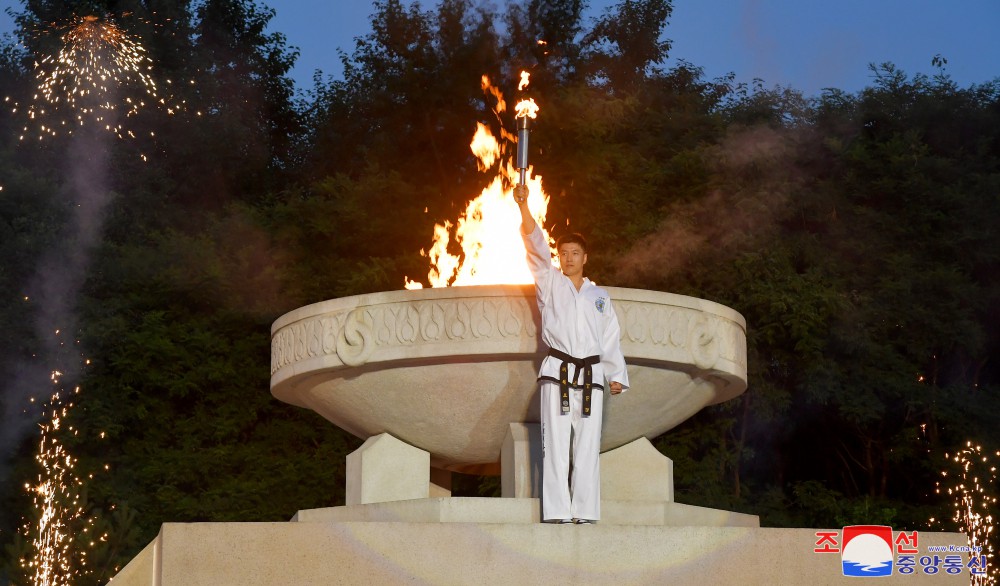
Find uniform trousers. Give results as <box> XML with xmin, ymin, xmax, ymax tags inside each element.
<box><xmin>540</xmin><ymin>380</ymin><xmax>604</xmax><ymax>522</ymax></box>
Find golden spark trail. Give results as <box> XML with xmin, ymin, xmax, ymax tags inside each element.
<box><xmin>22</xmin><ymin>376</ymin><xmax>86</xmax><ymax>586</ymax></box>
<box><xmin>18</xmin><ymin>337</ymin><xmax>105</xmax><ymax>585</ymax></box>
<box><xmin>936</xmin><ymin>441</ymin><xmax>997</xmax><ymax>585</ymax></box>
<box><xmin>7</xmin><ymin>14</ymin><xmax>185</xmax><ymax>142</ymax></box>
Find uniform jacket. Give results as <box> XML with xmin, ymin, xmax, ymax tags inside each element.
<box><xmin>522</xmin><ymin>224</ymin><xmax>630</xmax><ymax>391</ymax></box>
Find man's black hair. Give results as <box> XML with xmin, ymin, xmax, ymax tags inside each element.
<box><xmin>556</xmin><ymin>232</ymin><xmax>588</xmax><ymax>254</ymax></box>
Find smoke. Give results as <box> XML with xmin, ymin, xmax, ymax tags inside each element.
<box><xmin>613</xmin><ymin>123</ymin><xmax>815</xmax><ymax>284</ymax></box>
<box><xmin>0</xmin><ymin>124</ymin><xmax>115</xmax><ymax>483</ymax></box>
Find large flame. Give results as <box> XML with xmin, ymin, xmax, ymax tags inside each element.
<box><xmin>405</xmin><ymin>73</ymin><xmax>555</xmax><ymax>289</ymax></box>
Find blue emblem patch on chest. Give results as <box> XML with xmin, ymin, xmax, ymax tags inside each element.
<box><xmin>595</xmin><ymin>297</ymin><xmax>607</xmax><ymax>314</ymax></box>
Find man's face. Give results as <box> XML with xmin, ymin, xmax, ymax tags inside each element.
<box><xmin>558</xmin><ymin>242</ymin><xmax>587</xmax><ymax>278</ymax></box>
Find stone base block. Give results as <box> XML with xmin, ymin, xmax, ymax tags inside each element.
<box><xmin>601</xmin><ymin>500</ymin><xmax>757</xmax><ymax>527</ymax></box>
<box><xmin>501</xmin><ymin>423</ymin><xmax>541</xmax><ymax>498</ymax></box>
<box><xmin>111</xmin><ymin>522</ymin><xmax>967</xmax><ymax>586</ymax></box>
<box><xmin>294</xmin><ymin>497</ymin><xmax>539</xmax><ymax>524</ymax></box>
<box><xmin>346</xmin><ymin>433</ymin><xmax>429</xmax><ymax>505</ymax></box>
<box><xmin>503</xmin><ymin>429</ymin><xmax>675</xmax><ymax>503</ymax></box>
<box><xmin>600</xmin><ymin>436</ymin><xmax>673</xmax><ymax>502</ymax></box>
<box><xmin>293</xmin><ymin>497</ymin><xmax>757</xmax><ymax>527</ymax></box>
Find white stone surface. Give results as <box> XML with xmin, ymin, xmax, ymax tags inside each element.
<box><xmin>292</xmin><ymin>497</ymin><xmax>757</xmax><ymax>527</ymax></box>
<box><xmin>600</xmin><ymin>437</ymin><xmax>674</xmax><ymax>502</ymax></box>
<box><xmin>294</xmin><ymin>497</ymin><xmax>539</xmax><ymax>525</ymax></box>
<box><xmin>270</xmin><ymin>285</ymin><xmax>748</xmax><ymax>471</ymax></box>
<box><xmin>501</xmin><ymin>422</ymin><xmax>542</xmax><ymax>498</ymax></box>
<box><xmin>109</xmin><ymin>521</ymin><xmax>968</xmax><ymax>586</ymax></box>
<box><xmin>346</xmin><ymin>433</ymin><xmax>429</xmax><ymax>505</ymax></box>
<box><xmin>108</xmin><ymin>532</ymin><xmax>157</xmax><ymax>586</ymax></box>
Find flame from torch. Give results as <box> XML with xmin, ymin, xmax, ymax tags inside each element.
<box><xmin>403</xmin><ymin>71</ymin><xmax>554</xmax><ymax>289</ymax></box>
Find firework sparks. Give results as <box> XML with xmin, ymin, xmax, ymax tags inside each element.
<box><xmin>7</xmin><ymin>14</ymin><xmax>184</xmax><ymax>142</ymax></box>
<box><xmin>21</xmin><ymin>376</ymin><xmax>86</xmax><ymax>586</ymax></box>
<box><xmin>936</xmin><ymin>441</ymin><xmax>997</xmax><ymax>585</ymax></box>
<box><xmin>16</xmin><ymin>331</ymin><xmax>108</xmax><ymax>585</ymax></box>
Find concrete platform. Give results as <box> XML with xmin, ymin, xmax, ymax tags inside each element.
<box><xmin>110</xmin><ymin>519</ymin><xmax>969</xmax><ymax>585</ymax></box>
<box><xmin>291</xmin><ymin>497</ymin><xmax>760</xmax><ymax>527</ymax></box>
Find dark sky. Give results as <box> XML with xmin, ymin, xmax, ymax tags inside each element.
<box><xmin>265</xmin><ymin>0</ymin><xmax>1000</xmax><ymax>96</ymax></box>
<box><xmin>1</xmin><ymin>0</ymin><xmax>998</xmax><ymax>96</ymax></box>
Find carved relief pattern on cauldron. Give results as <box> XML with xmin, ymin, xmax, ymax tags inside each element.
<box><xmin>615</xmin><ymin>301</ymin><xmax>744</xmax><ymax>371</ymax></box>
<box><xmin>271</xmin><ymin>296</ymin><xmax>539</xmax><ymax>375</ymax></box>
<box><xmin>272</xmin><ymin>295</ymin><xmax>745</xmax><ymax>376</ymax></box>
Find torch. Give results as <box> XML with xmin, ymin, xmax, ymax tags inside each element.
<box><xmin>516</xmin><ymin>113</ymin><xmax>531</xmax><ymax>189</ymax></box>
<box><xmin>513</xmin><ymin>72</ymin><xmax>539</xmax><ymax>203</ymax></box>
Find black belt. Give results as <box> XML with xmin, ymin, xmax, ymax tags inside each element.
<box><xmin>539</xmin><ymin>348</ymin><xmax>601</xmax><ymax>417</ymax></box>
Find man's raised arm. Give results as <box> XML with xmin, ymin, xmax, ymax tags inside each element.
<box><xmin>514</xmin><ymin>184</ymin><xmax>535</xmax><ymax>236</ymax></box>
<box><xmin>514</xmin><ymin>184</ymin><xmax>552</xmax><ymax>282</ymax></box>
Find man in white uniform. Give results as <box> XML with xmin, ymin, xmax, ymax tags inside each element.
<box><xmin>513</xmin><ymin>184</ymin><xmax>629</xmax><ymax>524</ymax></box>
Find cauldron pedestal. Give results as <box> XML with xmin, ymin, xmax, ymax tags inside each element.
<box><xmin>109</xmin><ymin>287</ymin><xmax>966</xmax><ymax>585</ymax></box>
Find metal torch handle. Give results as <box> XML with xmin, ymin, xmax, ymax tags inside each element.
<box><xmin>516</xmin><ymin>116</ymin><xmax>530</xmax><ymax>186</ymax></box>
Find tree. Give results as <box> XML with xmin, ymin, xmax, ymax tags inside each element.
<box><xmin>583</xmin><ymin>0</ymin><xmax>672</xmax><ymax>91</ymax></box>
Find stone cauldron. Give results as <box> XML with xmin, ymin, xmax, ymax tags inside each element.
<box><xmin>270</xmin><ymin>285</ymin><xmax>747</xmax><ymax>474</ymax></box>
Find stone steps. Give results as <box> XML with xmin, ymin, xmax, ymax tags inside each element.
<box><xmin>291</xmin><ymin>497</ymin><xmax>760</xmax><ymax>527</ymax></box>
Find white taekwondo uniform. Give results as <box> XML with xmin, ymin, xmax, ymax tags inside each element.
<box><xmin>522</xmin><ymin>223</ymin><xmax>629</xmax><ymax>522</ymax></box>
